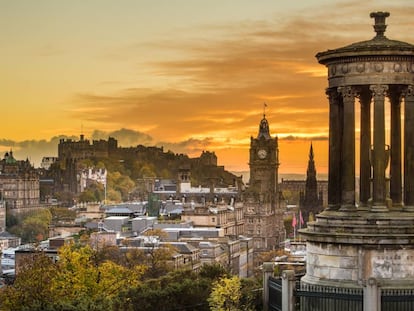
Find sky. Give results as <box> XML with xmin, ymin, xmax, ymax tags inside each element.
<box><xmin>1</xmin><ymin>0</ymin><xmax>414</xmax><ymax>175</ymax></box>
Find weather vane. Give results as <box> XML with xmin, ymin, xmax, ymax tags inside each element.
<box><xmin>263</xmin><ymin>102</ymin><xmax>267</xmax><ymax>117</ymax></box>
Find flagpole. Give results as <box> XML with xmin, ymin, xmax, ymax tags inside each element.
<box><xmin>294</xmin><ymin>224</ymin><xmax>296</xmax><ymax>241</ymax></box>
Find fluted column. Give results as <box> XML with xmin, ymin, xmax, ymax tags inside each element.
<box><xmin>389</xmin><ymin>86</ymin><xmax>403</xmax><ymax>208</ymax></box>
<box><xmin>370</xmin><ymin>84</ymin><xmax>388</xmax><ymax>211</ymax></box>
<box><xmin>326</xmin><ymin>88</ymin><xmax>342</xmax><ymax>210</ymax></box>
<box><xmin>359</xmin><ymin>88</ymin><xmax>372</xmax><ymax>209</ymax></box>
<box><xmin>404</xmin><ymin>85</ymin><xmax>414</xmax><ymax>210</ymax></box>
<box><xmin>338</xmin><ymin>86</ymin><xmax>356</xmax><ymax>210</ymax></box>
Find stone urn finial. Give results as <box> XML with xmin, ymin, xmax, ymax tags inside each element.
<box><xmin>370</xmin><ymin>11</ymin><xmax>390</xmax><ymax>38</ymax></box>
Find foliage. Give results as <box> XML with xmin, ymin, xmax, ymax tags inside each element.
<box><xmin>0</xmin><ymin>253</ymin><xmax>58</xmax><ymax>311</ymax></box>
<box><xmin>0</xmin><ymin>242</ymin><xmax>263</xmax><ymax>311</ymax></box>
<box><xmin>0</xmin><ymin>244</ymin><xmax>146</xmax><ymax>311</ymax></box>
<box><xmin>140</xmin><ymin>229</ymin><xmax>177</xmax><ymax>278</ymax></box>
<box><xmin>5</xmin><ymin>208</ymin><xmax>18</xmax><ymax>228</ymax></box>
<box><xmin>198</xmin><ymin>262</ymin><xmax>229</xmax><ymax>280</ymax></box>
<box><xmin>117</xmin><ymin>268</ymin><xmax>217</xmax><ymax>311</ymax></box>
<box><xmin>78</xmin><ymin>181</ymin><xmax>104</xmax><ymax>203</ymax></box>
<box><xmin>8</xmin><ymin>209</ymin><xmax>52</xmax><ymax>243</ymax></box>
<box><xmin>239</xmin><ymin>277</ymin><xmax>263</xmax><ymax>311</ymax></box>
<box><xmin>52</xmin><ymin>244</ymin><xmax>145</xmax><ymax>309</ymax></box>
<box><xmin>208</xmin><ymin>275</ymin><xmax>261</xmax><ymax>311</ymax></box>
<box><xmin>107</xmin><ymin>171</ymin><xmax>135</xmax><ymax>202</ymax></box>
<box><xmin>208</xmin><ymin>276</ymin><xmax>243</xmax><ymax>311</ymax></box>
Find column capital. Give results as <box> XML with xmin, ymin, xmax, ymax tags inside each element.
<box><xmin>325</xmin><ymin>87</ymin><xmax>340</xmax><ymax>100</ymax></box>
<box><xmin>370</xmin><ymin>84</ymin><xmax>389</xmax><ymax>98</ymax></box>
<box><xmin>406</xmin><ymin>85</ymin><xmax>414</xmax><ymax>98</ymax></box>
<box><xmin>338</xmin><ymin>85</ymin><xmax>358</xmax><ymax>100</ymax></box>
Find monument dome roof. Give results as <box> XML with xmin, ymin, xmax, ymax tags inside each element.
<box><xmin>316</xmin><ymin>11</ymin><xmax>414</xmax><ymax>64</ymax></box>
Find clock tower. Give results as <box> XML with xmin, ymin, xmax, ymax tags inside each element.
<box><xmin>244</xmin><ymin>113</ymin><xmax>284</xmax><ymax>254</ymax></box>
<box><xmin>249</xmin><ymin>114</ymin><xmax>279</xmax><ymax>203</ymax></box>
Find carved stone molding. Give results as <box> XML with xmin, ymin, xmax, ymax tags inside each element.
<box><xmin>407</xmin><ymin>85</ymin><xmax>414</xmax><ymax>98</ymax></box>
<box><xmin>374</xmin><ymin>63</ymin><xmax>384</xmax><ymax>72</ymax></box>
<box><xmin>370</xmin><ymin>84</ymin><xmax>389</xmax><ymax>99</ymax></box>
<box><xmin>356</xmin><ymin>63</ymin><xmax>365</xmax><ymax>73</ymax></box>
<box><xmin>338</xmin><ymin>86</ymin><xmax>358</xmax><ymax>100</ymax></box>
<box><xmin>394</xmin><ymin>63</ymin><xmax>402</xmax><ymax>72</ymax></box>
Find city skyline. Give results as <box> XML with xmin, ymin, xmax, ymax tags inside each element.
<box><xmin>1</xmin><ymin>0</ymin><xmax>413</xmax><ymax>173</ymax></box>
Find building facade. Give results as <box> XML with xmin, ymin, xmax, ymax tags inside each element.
<box><xmin>0</xmin><ymin>151</ymin><xmax>40</xmax><ymax>210</ymax></box>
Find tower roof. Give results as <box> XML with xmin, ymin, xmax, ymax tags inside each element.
<box><xmin>316</xmin><ymin>11</ymin><xmax>414</xmax><ymax>64</ymax></box>
<box><xmin>309</xmin><ymin>143</ymin><xmax>314</xmax><ymax>161</ymax></box>
<box><xmin>257</xmin><ymin>114</ymin><xmax>271</xmax><ymax>139</ymax></box>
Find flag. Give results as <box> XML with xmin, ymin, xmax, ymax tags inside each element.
<box><xmin>300</xmin><ymin>210</ymin><xmax>304</xmax><ymax>225</ymax></box>
<box><xmin>264</xmin><ymin>102</ymin><xmax>267</xmax><ymax>107</ymax></box>
<box><xmin>292</xmin><ymin>213</ymin><xmax>297</xmax><ymax>228</ymax></box>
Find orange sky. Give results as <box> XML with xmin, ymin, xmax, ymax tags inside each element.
<box><xmin>1</xmin><ymin>1</ymin><xmax>413</xmax><ymax>174</ymax></box>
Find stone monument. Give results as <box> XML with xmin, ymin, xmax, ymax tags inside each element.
<box><xmin>300</xmin><ymin>11</ymin><xmax>414</xmax><ymax>289</ymax></box>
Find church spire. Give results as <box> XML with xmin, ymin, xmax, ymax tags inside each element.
<box><xmin>307</xmin><ymin>143</ymin><xmax>316</xmax><ymax>176</ymax></box>
<box><xmin>300</xmin><ymin>143</ymin><xmax>323</xmax><ymax>225</ymax></box>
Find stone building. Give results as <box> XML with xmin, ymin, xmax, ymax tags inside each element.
<box><xmin>244</xmin><ymin>114</ymin><xmax>285</xmax><ymax>253</ymax></box>
<box><xmin>182</xmin><ymin>201</ymin><xmax>245</xmax><ymax>237</ymax></box>
<box><xmin>0</xmin><ymin>151</ymin><xmax>40</xmax><ymax>210</ymax></box>
<box><xmin>300</xmin><ymin>11</ymin><xmax>414</xmax><ymax>300</ymax></box>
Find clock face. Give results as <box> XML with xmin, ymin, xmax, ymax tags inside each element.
<box><xmin>257</xmin><ymin>149</ymin><xmax>267</xmax><ymax>159</ymax></box>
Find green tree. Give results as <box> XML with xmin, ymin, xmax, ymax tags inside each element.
<box><xmin>0</xmin><ymin>244</ymin><xmax>146</xmax><ymax>311</ymax></box>
<box><xmin>52</xmin><ymin>244</ymin><xmax>145</xmax><ymax>308</ymax></box>
<box><xmin>78</xmin><ymin>189</ymin><xmax>97</xmax><ymax>202</ymax></box>
<box><xmin>0</xmin><ymin>253</ymin><xmax>58</xmax><ymax>311</ymax></box>
<box><xmin>198</xmin><ymin>262</ymin><xmax>229</xmax><ymax>280</ymax></box>
<box><xmin>107</xmin><ymin>171</ymin><xmax>135</xmax><ymax>201</ymax></box>
<box><xmin>10</xmin><ymin>209</ymin><xmax>53</xmax><ymax>243</ymax></box>
<box><xmin>117</xmin><ymin>269</ymin><xmax>212</xmax><ymax>311</ymax></box>
<box><xmin>208</xmin><ymin>276</ymin><xmax>251</xmax><ymax>311</ymax></box>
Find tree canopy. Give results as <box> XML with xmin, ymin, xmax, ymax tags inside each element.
<box><xmin>0</xmin><ymin>244</ymin><xmax>262</xmax><ymax>311</ymax></box>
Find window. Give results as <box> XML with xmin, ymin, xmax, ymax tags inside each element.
<box><xmin>212</xmin><ymin>217</ymin><xmax>215</xmax><ymax>222</ymax></box>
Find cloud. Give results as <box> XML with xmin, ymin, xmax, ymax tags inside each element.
<box><xmin>90</xmin><ymin>128</ymin><xmax>153</xmax><ymax>146</ymax></box>
<box><xmin>281</xmin><ymin>135</ymin><xmax>328</xmax><ymax>141</ymax></box>
<box><xmin>0</xmin><ymin>135</ymin><xmax>78</xmax><ymax>167</ymax></box>
<box><xmin>66</xmin><ymin>2</ymin><xmax>414</xmax><ymax>172</ymax></box>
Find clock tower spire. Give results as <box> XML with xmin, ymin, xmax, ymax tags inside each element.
<box><xmin>245</xmin><ymin>110</ymin><xmax>284</xmax><ymax>255</ymax></box>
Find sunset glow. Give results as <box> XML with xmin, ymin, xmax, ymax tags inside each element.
<box><xmin>1</xmin><ymin>0</ymin><xmax>413</xmax><ymax>174</ymax></box>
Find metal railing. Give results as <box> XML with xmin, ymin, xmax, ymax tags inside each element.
<box><xmin>295</xmin><ymin>283</ymin><xmax>363</xmax><ymax>311</ymax></box>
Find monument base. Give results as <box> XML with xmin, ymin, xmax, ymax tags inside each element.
<box><xmin>300</xmin><ymin>210</ymin><xmax>414</xmax><ymax>288</ymax></box>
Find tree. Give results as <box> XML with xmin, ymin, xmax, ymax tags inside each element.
<box><xmin>208</xmin><ymin>276</ymin><xmax>243</xmax><ymax>311</ymax></box>
<box><xmin>198</xmin><ymin>262</ymin><xmax>229</xmax><ymax>280</ymax></box>
<box><xmin>117</xmin><ymin>269</ymin><xmax>212</xmax><ymax>311</ymax></box>
<box><xmin>0</xmin><ymin>244</ymin><xmax>146</xmax><ymax>311</ymax></box>
<box><xmin>140</xmin><ymin>229</ymin><xmax>177</xmax><ymax>278</ymax></box>
<box><xmin>0</xmin><ymin>253</ymin><xmax>58</xmax><ymax>311</ymax></box>
<box><xmin>9</xmin><ymin>209</ymin><xmax>52</xmax><ymax>243</ymax></box>
<box><xmin>52</xmin><ymin>243</ymin><xmax>145</xmax><ymax>309</ymax></box>
<box><xmin>78</xmin><ymin>189</ymin><xmax>97</xmax><ymax>202</ymax></box>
